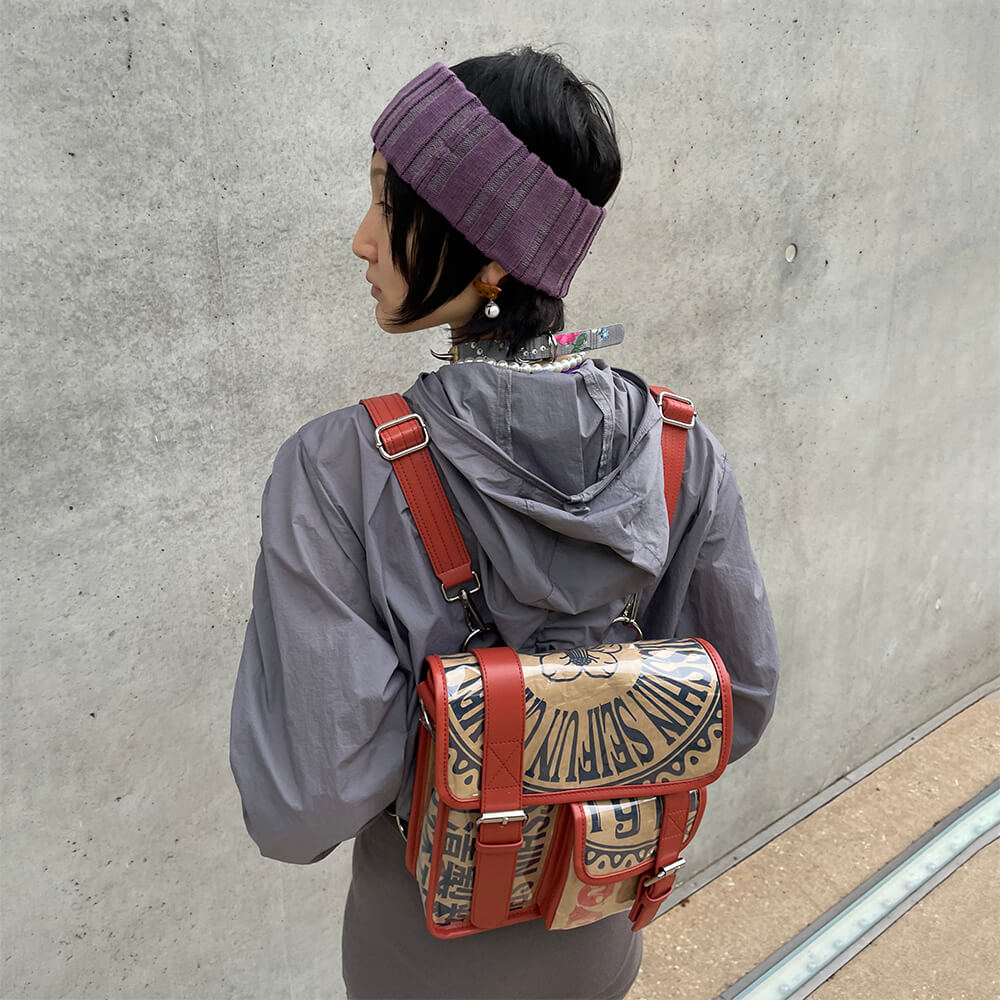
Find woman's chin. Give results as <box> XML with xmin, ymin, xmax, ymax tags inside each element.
<box><xmin>375</xmin><ymin>314</ymin><xmax>408</xmax><ymax>334</ymax></box>
<box><xmin>373</xmin><ymin>303</ymin><xmax>396</xmax><ymax>333</ymax></box>
<box><xmin>375</xmin><ymin>307</ymin><xmax>420</xmax><ymax>335</ymax></box>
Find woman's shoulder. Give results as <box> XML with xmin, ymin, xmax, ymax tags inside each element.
<box><xmin>266</xmin><ymin>400</ymin><xmax>395</xmax><ymax>510</ymax></box>
<box><xmin>614</xmin><ymin>365</ymin><xmax>732</xmax><ymax>490</ymax></box>
<box><xmin>686</xmin><ymin>414</ymin><xmax>731</xmax><ymax>483</ymax></box>
<box><xmin>295</xmin><ymin>400</ymin><xmax>375</xmax><ymax>455</ymax></box>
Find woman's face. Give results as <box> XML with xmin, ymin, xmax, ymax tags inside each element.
<box><xmin>352</xmin><ymin>152</ymin><xmax>482</xmax><ymax>333</ymax></box>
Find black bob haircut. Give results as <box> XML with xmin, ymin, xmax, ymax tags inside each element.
<box><xmin>379</xmin><ymin>47</ymin><xmax>622</xmax><ymax>354</ymax></box>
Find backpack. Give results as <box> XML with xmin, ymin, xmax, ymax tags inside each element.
<box><xmin>361</xmin><ymin>385</ymin><xmax>732</xmax><ymax>938</ymax></box>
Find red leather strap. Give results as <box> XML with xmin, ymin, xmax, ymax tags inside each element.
<box><xmin>360</xmin><ymin>394</ymin><xmax>476</xmax><ymax>592</ymax></box>
<box><xmin>470</xmin><ymin>646</ymin><xmax>526</xmax><ymax>929</ymax></box>
<box><xmin>628</xmin><ymin>792</ymin><xmax>691</xmax><ymax>931</ymax></box>
<box><xmin>648</xmin><ymin>386</ymin><xmax>694</xmax><ymax>523</ymax></box>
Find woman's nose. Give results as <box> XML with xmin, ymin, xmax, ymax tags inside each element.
<box><xmin>352</xmin><ymin>208</ymin><xmax>376</xmax><ymax>262</ymax></box>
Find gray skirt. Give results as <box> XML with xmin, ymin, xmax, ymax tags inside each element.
<box><xmin>342</xmin><ymin>812</ymin><xmax>643</xmax><ymax>1000</ymax></box>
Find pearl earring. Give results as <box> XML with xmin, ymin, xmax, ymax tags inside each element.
<box><xmin>473</xmin><ymin>280</ymin><xmax>501</xmax><ymax>320</ymax></box>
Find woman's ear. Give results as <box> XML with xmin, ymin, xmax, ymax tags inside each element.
<box><xmin>479</xmin><ymin>261</ymin><xmax>508</xmax><ymax>286</ymax></box>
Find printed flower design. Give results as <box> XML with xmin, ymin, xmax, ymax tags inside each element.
<box><xmin>554</xmin><ymin>331</ymin><xmax>588</xmax><ymax>351</ymax></box>
<box><xmin>539</xmin><ymin>644</ymin><xmax>624</xmax><ymax>682</ymax></box>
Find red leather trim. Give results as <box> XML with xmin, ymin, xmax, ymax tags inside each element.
<box><xmin>683</xmin><ymin>788</ymin><xmax>708</xmax><ymax>848</ymax></box>
<box><xmin>628</xmin><ymin>792</ymin><xmax>691</xmax><ymax>931</ymax></box>
<box><xmin>470</xmin><ymin>647</ymin><xmax>526</xmax><ymax>929</ymax></box>
<box><xmin>405</xmin><ymin>724</ymin><xmax>432</xmax><ymax>875</ymax></box>
<box><xmin>437</xmin><ymin>776</ymin><xmax>723</xmax><ymax>808</ymax></box>
<box><xmin>429</xmin><ymin>906</ymin><xmax>541</xmax><ymax>939</ymax></box>
<box><xmin>424</xmin><ymin>800</ymin><xmax>450</xmax><ymax>938</ymax></box>
<box><xmin>421</xmin><ymin>658</ymin><xmax>461</xmax><ymax>805</ymax></box>
<box><xmin>699</xmin><ymin>638</ymin><xmax>734</xmax><ymax>769</ymax></box>
<box><xmin>434</xmin><ymin>778</ymin><xmax>725</xmax><ymax>809</ymax></box>
<box><xmin>419</xmin><ymin>658</ymin><xmax>447</xmax><ymax>798</ymax></box>
<box><xmin>360</xmin><ymin>395</ymin><xmax>476</xmax><ymax>592</ymax></box>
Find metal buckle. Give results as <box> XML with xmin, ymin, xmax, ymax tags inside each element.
<box><xmin>440</xmin><ymin>573</ymin><xmax>481</xmax><ymax>602</ymax></box>
<box><xmin>643</xmin><ymin>857</ymin><xmax>685</xmax><ymax>887</ymax></box>
<box><xmin>476</xmin><ymin>810</ymin><xmax>528</xmax><ymax>827</ymax></box>
<box><xmin>656</xmin><ymin>390</ymin><xmax>696</xmax><ymax>429</ymax></box>
<box><xmin>374</xmin><ymin>413</ymin><xmax>429</xmax><ymax>460</ymax></box>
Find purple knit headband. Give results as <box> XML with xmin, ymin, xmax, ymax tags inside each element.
<box><xmin>371</xmin><ymin>62</ymin><xmax>606</xmax><ymax>299</ymax></box>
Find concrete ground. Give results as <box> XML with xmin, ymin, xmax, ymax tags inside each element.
<box><xmin>627</xmin><ymin>690</ymin><xmax>1000</xmax><ymax>1000</ymax></box>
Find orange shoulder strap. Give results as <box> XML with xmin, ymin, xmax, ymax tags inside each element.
<box><xmin>648</xmin><ymin>386</ymin><xmax>695</xmax><ymax>522</ymax></box>
<box><xmin>360</xmin><ymin>394</ymin><xmax>477</xmax><ymax>595</ymax></box>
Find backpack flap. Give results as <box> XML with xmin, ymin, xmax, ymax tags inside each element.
<box><xmin>419</xmin><ymin>638</ymin><xmax>733</xmax><ymax>810</ymax></box>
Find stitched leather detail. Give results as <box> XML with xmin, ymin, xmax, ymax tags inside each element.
<box><xmin>470</xmin><ymin>647</ymin><xmax>526</xmax><ymax>928</ymax></box>
<box><xmin>486</xmin><ymin>739</ymin><xmax>523</xmax><ymax>788</ymax></box>
<box><xmin>628</xmin><ymin>792</ymin><xmax>691</xmax><ymax>930</ymax></box>
<box><xmin>361</xmin><ymin>395</ymin><xmax>475</xmax><ymax>591</ymax></box>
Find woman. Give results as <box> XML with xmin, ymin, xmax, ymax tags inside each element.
<box><xmin>231</xmin><ymin>48</ymin><xmax>779</xmax><ymax>999</ymax></box>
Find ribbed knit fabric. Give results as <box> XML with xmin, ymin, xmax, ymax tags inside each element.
<box><xmin>371</xmin><ymin>62</ymin><xmax>606</xmax><ymax>299</ymax></box>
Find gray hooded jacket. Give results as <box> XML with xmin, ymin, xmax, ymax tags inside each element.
<box><xmin>230</xmin><ymin>359</ymin><xmax>778</xmax><ymax>867</ymax></box>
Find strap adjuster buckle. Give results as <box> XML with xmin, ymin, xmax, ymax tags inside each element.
<box><xmin>657</xmin><ymin>390</ymin><xmax>696</xmax><ymax>429</ymax></box>
<box><xmin>374</xmin><ymin>413</ymin><xmax>429</xmax><ymax>460</ymax></box>
<box><xmin>643</xmin><ymin>857</ymin><xmax>685</xmax><ymax>888</ymax></box>
<box><xmin>477</xmin><ymin>810</ymin><xmax>528</xmax><ymax>827</ymax></box>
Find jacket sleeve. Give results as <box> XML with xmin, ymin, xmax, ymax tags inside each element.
<box><xmin>676</xmin><ymin>457</ymin><xmax>780</xmax><ymax>762</ymax></box>
<box><xmin>229</xmin><ymin>431</ymin><xmax>408</xmax><ymax>864</ymax></box>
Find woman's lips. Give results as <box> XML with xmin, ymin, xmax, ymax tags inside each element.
<box><xmin>370</xmin><ymin>285</ymin><xmax>381</xmax><ymax>299</ymax></box>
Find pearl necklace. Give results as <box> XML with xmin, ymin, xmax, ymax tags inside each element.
<box><xmin>454</xmin><ymin>352</ymin><xmax>585</xmax><ymax>374</ymax></box>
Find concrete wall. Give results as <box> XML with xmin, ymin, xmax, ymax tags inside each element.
<box><xmin>3</xmin><ymin>1</ymin><xmax>997</xmax><ymax>996</ymax></box>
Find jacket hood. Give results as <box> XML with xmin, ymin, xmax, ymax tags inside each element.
<box><xmin>405</xmin><ymin>358</ymin><xmax>669</xmax><ymax>615</ymax></box>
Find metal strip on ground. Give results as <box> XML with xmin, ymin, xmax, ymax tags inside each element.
<box><xmin>658</xmin><ymin>677</ymin><xmax>1000</xmax><ymax>917</ymax></box>
<box><xmin>716</xmin><ymin>779</ymin><xmax>1000</xmax><ymax>1000</ymax></box>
